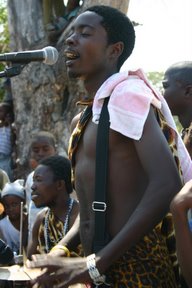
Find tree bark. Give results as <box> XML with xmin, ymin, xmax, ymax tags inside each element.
<box><xmin>7</xmin><ymin>0</ymin><xmax>129</xmax><ymax>178</ymax></box>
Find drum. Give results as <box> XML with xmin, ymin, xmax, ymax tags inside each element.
<box><xmin>0</xmin><ymin>265</ymin><xmax>41</xmax><ymax>287</ymax></box>
<box><xmin>0</xmin><ymin>265</ymin><xmax>87</xmax><ymax>287</ymax></box>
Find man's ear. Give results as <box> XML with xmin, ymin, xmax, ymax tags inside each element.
<box><xmin>109</xmin><ymin>41</ymin><xmax>124</xmax><ymax>61</ymax></box>
<box><xmin>185</xmin><ymin>85</ymin><xmax>192</xmax><ymax>98</ymax></box>
<box><xmin>56</xmin><ymin>179</ymin><xmax>65</xmax><ymax>190</ymax></box>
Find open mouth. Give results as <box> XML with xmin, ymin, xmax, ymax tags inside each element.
<box><xmin>64</xmin><ymin>50</ymin><xmax>80</xmax><ymax>61</ymax></box>
<box><xmin>31</xmin><ymin>193</ymin><xmax>39</xmax><ymax>201</ymax></box>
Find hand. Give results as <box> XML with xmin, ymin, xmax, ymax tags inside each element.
<box><xmin>49</xmin><ymin>248</ymin><xmax>66</xmax><ymax>257</ymax></box>
<box><xmin>170</xmin><ymin>179</ymin><xmax>192</xmax><ymax>215</ymax></box>
<box><xmin>26</xmin><ymin>254</ymin><xmax>90</xmax><ymax>288</ymax></box>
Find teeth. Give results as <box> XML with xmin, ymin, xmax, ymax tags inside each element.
<box><xmin>65</xmin><ymin>51</ymin><xmax>79</xmax><ymax>60</ymax></box>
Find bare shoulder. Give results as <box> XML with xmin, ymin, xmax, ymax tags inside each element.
<box><xmin>69</xmin><ymin>199</ymin><xmax>79</xmax><ymax>228</ymax></box>
<box><xmin>33</xmin><ymin>208</ymin><xmax>47</xmax><ymax>231</ymax></box>
<box><xmin>72</xmin><ymin>198</ymin><xmax>79</xmax><ymax>215</ymax></box>
<box><xmin>134</xmin><ymin>106</ymin><xmax>181</xmax><ymax>180</ymax></box>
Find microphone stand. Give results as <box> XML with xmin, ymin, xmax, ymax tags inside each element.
<box><xmin>0</xmin><ymin>64</ymin><xmax>25</xmax><ymax>78</ymax></box>
<box><xmin>14</xmin><ymin>201</ymin><xmax>24</xmax><ymax>266</ymax></box>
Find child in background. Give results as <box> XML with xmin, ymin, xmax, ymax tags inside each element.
<box><xmin>0</xmin><ymin>180</ymin><xmax>28</xmax><ymax>255</ymax></box>
<box><xmin>0</xmin><ymin>169</ymin><xmax>10</xmax><ymax>219</ymax></box>
<box><xmin>0</xmin><ymin>102</ymin><xmax>15</xmax><ymax>181</ymax></box>
<box><xmin>42</xmin><ymin>0</ymin><xmax>65</xmax><ymax>31</ymax></box>
<box><xmin>43</xmin><ymin>0</ymin><xmax>82</xmax><ymax>43</ymax></box>
<box><xmin>25</xmin><ymin>131</ymin><xmax>57</xmax><ymax>238</ymax></box>
<box><xmin>0</xmin><ymin>169</ymin><xmax>10</xmax><ymax>191</ymax></box>
<box><xmin>27</xmin><ymin>155</ymin><xmax>79</xmax><ymax>258</ymax></box>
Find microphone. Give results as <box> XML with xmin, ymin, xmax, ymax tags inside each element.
<box><xmin>0</xmin><ymin>46</ymin><xmax>59</xmax><ymax>65</ymax></box>
<box><xmin>0</xmin><ymin>239</ymin><xmax>14</xmax><ymax>265</ymax></box>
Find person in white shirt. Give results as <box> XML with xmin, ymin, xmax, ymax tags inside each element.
<box><xmin>0</xmin><ymin>180</ymin><xmax>28</xmax><ymax>254</ymax></box>
<box><xmin>0</xmin><ymin>102</ymin><xmax>15</xmax><ymax>181</ymax></box>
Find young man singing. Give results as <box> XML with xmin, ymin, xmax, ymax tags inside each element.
<box><xmin>28</xmin><ymin>5</ymin><xmax>192</xmax><ymax>287</ymax></box>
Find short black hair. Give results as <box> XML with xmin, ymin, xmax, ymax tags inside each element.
<box><xmin>0</xmin><ymin>102</ymin><xmax>12</xmax><ymax>114</ymax></box>
<box><xmin>0</xmin><ymin>102</ymin><xmax>14</xmax><ymax>122</ymax></box>
<box><xmin>40</xmin><ymin>155</ymin><xmax>73</xmax><ymax>194</ymax></box>
<box><xmin>30</xmin><ymin>131</ymin><xmax>56</xmax><ymax>149</ymax></box>
<box><xmin>85</xmin><ymin>5</ymin><xmax>135</xmax><ymax>70</ymax></box>
<box><xmin>166</xmin><ymin>61</ymin><xmax>192</xmax><ymax>86</ymax></box>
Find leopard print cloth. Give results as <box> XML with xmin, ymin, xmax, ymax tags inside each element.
<box><xmin>68</xmin><ymin>105</ymin><xmax>184</xmax><ymax>287</ymax></box>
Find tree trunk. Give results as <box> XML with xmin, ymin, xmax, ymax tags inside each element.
<box><xmin>7</xmin><ymin>0</ymin><xmax>129</xmax><ymax>178</ymax></box>
<box><xmin>83</xmin><ymin>0</ymin><xmax>129</xmax><ymax>11</ymax></box>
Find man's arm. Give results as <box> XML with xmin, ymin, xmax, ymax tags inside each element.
<box><xmin>27</xmin><ymin>210</ymin><xmax>45</xmax><ymax>260</ymax></box>
<box><xmin>0</xmin><ymin>226</ymin><xmax>4</xmax><ymax>241</ymax></box>
<box><xmin>49</xmin><ymin>214</ymin><xmax>80</xmax><ymax>256</ymax></box>
<box><xmin>70</xmin><ymin>113</ymin><xmax>81</xmax><ymax>133</ymax></box>
<box><xmin>170</xmin><ymin>180</ymin><xmax>192</xmax><ymax>286</ymax></box>
<box><xmin>27</xmin><ymin>107</ymin><xmax>182</xmax><ymax>287</ymax></box>
<box><xmin>97</xmin><ymin>106</ymin><xmax>182</xmax><ymax>272</ymax></box>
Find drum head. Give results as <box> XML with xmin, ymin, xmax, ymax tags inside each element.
<box><xmin>0</xmin><ymin>265</ymin><xmax>41</xmax><ymax>281</ymax></box>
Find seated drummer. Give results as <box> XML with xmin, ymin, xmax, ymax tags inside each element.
<box><xmin>27</xmin><ymin>155</ymin><xmax>79</xmax><ymax>259</ymax></box>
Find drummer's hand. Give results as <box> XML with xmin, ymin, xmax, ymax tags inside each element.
<box><xmin>49</xmin><ymin>249</ymin><xmax>79</xmax><ymax>258</ymax></box>
<box><xmin>49</xmin><ymin>248</ymin><xmax>66</xmax><ymax>257</ymax></box>
<box><xmin>26</xmin><ymin>254</ymin><xmax>90</xmax><ymax>288</ymax></box>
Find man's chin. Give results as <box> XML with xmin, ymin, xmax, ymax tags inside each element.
<box><xmin>67</xmin><ymin>70</ymin><xmax>82</xmax><ymax>79</ymax></box>
<box><xmin>33</xmin><ymin>202</ymin><xmax>44</xmax><ymax>208</ymax></box>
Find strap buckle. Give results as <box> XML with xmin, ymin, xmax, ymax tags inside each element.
<box><xmin>92</xmin><ymin>201</ymin><xmax>107</xmax><ymax>212</ymax></box>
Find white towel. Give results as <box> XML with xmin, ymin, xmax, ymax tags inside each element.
<box><xmin>92</xmin><ymin>69</ymin><xmax>192</xmax><ymax>183</ymax></box>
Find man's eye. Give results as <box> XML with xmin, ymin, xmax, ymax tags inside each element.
<box><xmin>162</xmin><ymin>82</ymin><xmax>168</xmax><ymax>89</ymax></box>
<box><xmin>43</xmin><ymin>148</ymin><xmax>51</xmax><ymax>152</ymax></box>
<box><xmin>81</xmin><ymin>30</ymin><xmax>91</xmax><ymax>37</ymax></box>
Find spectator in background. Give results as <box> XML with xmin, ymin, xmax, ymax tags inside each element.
<box><xmin>25</xmin><ymin>131</ymin><xmax>57</xmax><ymax>239</ymax></box>
<box><xmin>0</xmin><ymin>169</ymin><xmax>10</xmax><ymax>192</ymax></box>
<box><xmin>2</xmin><ymin>78</ymin><xmax>13</xmax><ymax>107</ymax></box>
<box><xmin>170</xmin><ymin>180</ymin><xmax>192</xmax><ymax>287</ymax></box>
<box><xmin>163</xmin><ymin>61</ymin><xmax>192</xmax><ymax>157</ymax></box>
<box><xmin>163</xmin><ymin>62</ymin><xmax>192</xmax><ymax>287</ymax></box>
<box><xmin>0</xmin><ymin>180</ymin><xmax>28</xmax><ymax>255</ymax></box>
<box><xmin>0</xmin><ymin>169</ymin><xmax>10</xmax><ymax>220</ymax></box>
<box><xmin>42</xmin><ymin>0</ymin><xmax>65</xmax><ymax>32</ymax></box>
<box><xmin>65</xmin><ymin>0</ymin><xmax>82</xmax><ymax>21</ymax></box>
<box><xmin>43</xmin><ymin>0</ymin><xmax>82</xmax><ymax>43</ymax></box>
<box><xmin>0</xmin><ymin>102</ymin><xmax>16</xmax><ymax>181</ymax></box>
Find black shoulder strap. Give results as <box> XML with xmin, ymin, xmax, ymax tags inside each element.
<box><xmin>93</xmin><ymin>97</ymin><xmax>110</xmax><ymax>253</ymax></box>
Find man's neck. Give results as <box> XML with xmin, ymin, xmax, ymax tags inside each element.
<box><xmin>9</xmin><ymin>215</ymin><xmax>23</xmax><ymax>231</ymax></box>
<box><xmin>83</xmin><ymin>69</ymin><xmax>118</xmax><ymax>99</ymax></box>
<box><xmin>179</xmin><ymin>112</ymin><xmax>192</xmax><ymax>129</ymax></box>
<box><xmin>50</xmin><ymin>195</ymin><xmax>70</xmax><ymax>221</ymax></box>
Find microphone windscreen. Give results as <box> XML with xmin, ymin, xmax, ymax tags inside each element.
<box><xmin>43</xmin><ymin>46</ymin><xmax>59</xmax><ymax>65</ymax></box>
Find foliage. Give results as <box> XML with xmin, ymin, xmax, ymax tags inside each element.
<box><xmin>147</xmin><ymin>71</ymin><xmax>164</xmax><ymax>92</ymax></box>
<box><xmin>0</xmin><ymin>0</ymin><xmax>9</xmax><ymax>53</ymax></box>
<box><xmin>0</xmin><ymin>0</ymin><xmax>9</xmax><ymax>100</ymax></box>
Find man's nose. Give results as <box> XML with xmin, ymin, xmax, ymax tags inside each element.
<box><xmin>37</xmin><ymin>149</ymin><xmax>46</xmax><ymax>157</ymax></box>
<box><xmin>31</xmin><ymin>182</ymin><xmax>36</xmax><ymax>191</ymax></box>
<box><xmin>65</xmin><ymin>32</ymin><xmax>77</xmax><ymax>45</ymax></box>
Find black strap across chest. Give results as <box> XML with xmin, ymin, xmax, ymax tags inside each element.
<box><xmin>93</xmin><ymin>97</ymin><xmax>110</xmax><ymax>253</ymax></box>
